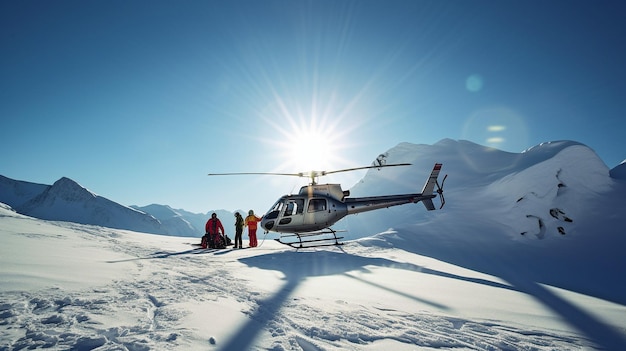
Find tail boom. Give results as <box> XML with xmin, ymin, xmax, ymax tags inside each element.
<box><xmin>344</xmin><ymin>163</ymin><xmax>445</xmax><ymax>215</ymax></box>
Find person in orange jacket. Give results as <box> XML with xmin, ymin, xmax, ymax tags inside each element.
<box><xmin>244</xmin><ymin>210</ymin><xmax>262</xmax><ymax>247</ymax></box>
<box><xmin>204</xmin><ymin>213</ymin><xmax>225</xmax><ymax>248</ymax></box>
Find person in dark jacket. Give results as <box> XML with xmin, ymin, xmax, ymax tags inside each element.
<box><xmin>234</xmin><ymin>212</ymin><xmax>244</xmax><ymax>249</ymax></box>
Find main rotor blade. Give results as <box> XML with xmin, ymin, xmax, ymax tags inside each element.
<box><xmin>207</xmin><ymin>172</ymin><xmax>303</xmax><ymax>177</ymax></box>
<box><xmin>208</xmin><ymin>163</ymin><xmax>411</xmax><ymax>181</ymax></box>
<box><xmin>323</xmin><ymin>163</ymin><xmax>411</xmax><ymax>176</ymax></box>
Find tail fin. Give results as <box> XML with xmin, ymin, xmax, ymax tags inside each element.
<box><xmin>421</xmin><ymin>163</ymin><xmax>442</xmax><ymax>195</ymax></box>
<box><xmin>420</xmin><ymin>163</ymin><xmax>442</xmax><ymax>211</ymax></box>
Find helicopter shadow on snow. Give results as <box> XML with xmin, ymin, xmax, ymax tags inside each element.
<box><xmin>217</xmin><ymin>249</ymin><xmax>519</xmax><ymax>351</ymax></box>
<box><xmin>239</xmin><ymin>249</ymin><xmax>518</xmax><ymax>293</ymax></box>
<box><xmin>381</xmin><ymin>230</ymin><xmax>626</xmax><ymax>351</ymax></box>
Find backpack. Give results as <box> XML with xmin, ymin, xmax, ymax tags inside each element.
<box><xmin>213</xmin><ymin>234</ymin><xmax>226</xmax><ymax>249</ymax></box>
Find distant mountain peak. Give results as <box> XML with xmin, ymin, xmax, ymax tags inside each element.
<box><xmin>48</xmin><ymin>177</ymin><xmax>97</xmax><ymax>202</ymax></box>
<box><xmin>521</xmin><ymin>140</ymin><xmax>584</xmax><ymax>154</ymax></box>
<box><xmin>610</xmin><ymin>162</ymin><xmax>626</xmax><ymax>179</ymax></box>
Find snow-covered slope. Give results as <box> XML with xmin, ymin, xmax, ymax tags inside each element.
<box><xmin>1</xmin><ymin>139</ymin><xmax>625</xmax><ymax>350</ymax></box>
<box><xmin>334</xmin><ymin>139</ymin><xmax>626</xmax><ymax>308</ymax></box>
<box><xmin>1</xmin><ymin>202</ymin><xmax>625</xmax><ymax>350</ymax></box>
<box><xmin>345</xmin><ymin>140</ymin><xmax>626</xmax><ymax>305</ymax></box>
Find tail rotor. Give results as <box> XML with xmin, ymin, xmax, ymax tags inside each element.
<box><xmin>436</xmin><ymin>174</ymin><xmax>447</xmax><ymax>209</ymax></box>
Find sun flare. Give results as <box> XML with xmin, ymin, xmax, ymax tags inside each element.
<box><xmin>288</xmin><ymin>130</ymin><xmax>336</xmax><ymax>171</ymax></box>
<box><xmin>253</xmin><ymin>78</ymin><xmax>364</xmax><ymax>178</ymax></box>
<box><xmin>288</xmin><ymin>132</ymin><xmax>333</xmax><ymax>170</ymax></box>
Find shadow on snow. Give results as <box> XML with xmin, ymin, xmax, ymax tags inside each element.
<box><xmin>221</xmin><ymin>250</ymin><xmax>521</xmax><ymax>351</ymax></box>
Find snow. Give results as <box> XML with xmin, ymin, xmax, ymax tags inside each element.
<box><xmin>1</xmin><ymin>140</ymin><xmax>626</xmax><ymax>350</ymax></box>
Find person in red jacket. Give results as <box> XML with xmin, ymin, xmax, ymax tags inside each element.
<box><xmin>204</xmin><ymin>213</ymin><xmax>225</xmax><ymax>248</ymax></box>
<box><xmin>244</xmin><ymin>210</ymin><xmax>262</xmax><ymax>247</ymax></box>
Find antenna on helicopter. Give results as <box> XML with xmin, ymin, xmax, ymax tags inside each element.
<box><xmin>373</xmin><ymin>153</ymin><xmax>389</xmax><ymax>169</ymax></box>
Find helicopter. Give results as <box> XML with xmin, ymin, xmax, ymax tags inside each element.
<box><xmin>208</xmin><ymin>162</ymin><xmax>447</xmax><ymax>248</ymax></box>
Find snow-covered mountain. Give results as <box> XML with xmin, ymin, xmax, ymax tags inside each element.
<box><xmin>0</xmin><ymin>176</ymin><xmax>166</xmax><ymax>234</ymax></box>
<box><xmin>0</xmin><ymin>175</ymin><xmax>239</xmax><ymax>237</ymax></box>
<box><xmin>1</xmin><ymin>139</ymin><xmax>623</xmax><ymax>241</ymax></box>
<box><xmin>342</xmin><ymin>139</ymin><xmax>626</xmax><ymax>305</ymax></box>
<box><xmin>1</xmin><ymin>139</ymin><xmax>625</xmax><ymax>350</ymax></box>
<box><xmin>342</xmin><ymin>139</ymin><xmax>622</xmax><ymax>237</ymax></box>
<box><xmin>0</xmin><ymin>176</ymin><xmax>49</xmax><ymax>209</ymax></box>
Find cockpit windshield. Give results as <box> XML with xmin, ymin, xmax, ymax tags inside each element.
<box><xmin>264</xmin><ymin>198</ymin><xmax>284</xmax><ymax>219</ymax></box>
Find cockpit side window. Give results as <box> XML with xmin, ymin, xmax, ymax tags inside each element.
<box><xmin>295</xmin><ymin>199</ymin><xmax>304</xmax><ymax>214</ymax></box>
<box><xmin>284</xmin><ymin>198</ymin><xmax>306</xmax><ymax>216</ymax></box>
<box><xmin>284</xmin><ymin>202</ymin><xmax>294</xmax><ymax>216</ymax></box>
<box><xmin>307</xmin><ymin>198</ymin><xmax>327</xmax><ymax>212</ymax></box>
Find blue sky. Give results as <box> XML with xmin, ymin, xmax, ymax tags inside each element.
<box><xmin>2</xmin><ymin>0</ymin><xmax>625</xmax><ymax>214</ymax></box>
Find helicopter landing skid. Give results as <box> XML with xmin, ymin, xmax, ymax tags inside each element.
<box><xmin>275</xmin><ymin>230</ymin><xmax>344</xmax><ymax>249</ymax></box>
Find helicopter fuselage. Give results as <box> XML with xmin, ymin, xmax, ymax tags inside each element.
<box><xmin>260</xmin><ymin>183</ymin><xmax>436</xmax><ymax>234</ymax></box>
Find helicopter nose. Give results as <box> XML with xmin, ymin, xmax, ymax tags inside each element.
<box><xmin>263</xmin><ymin>220</ymin><xmax>274</xmax><ymax>231</ymax></box>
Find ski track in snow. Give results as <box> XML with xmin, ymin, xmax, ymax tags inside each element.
<box><xmin>0</xmin><ymin>224</ymin><xmax>595</xmax><ymax>351</ymax></box>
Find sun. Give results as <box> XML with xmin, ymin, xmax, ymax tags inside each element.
<box><xmin>288</xmin><ymin>129</ymin><xmax>335</xmax><ymax>171</ymax></box>
<box><xmin>253</xmin><ymin>88</ymin><xmax>359</xmax><ymax>176</ymax></box>
<box><xmin>264</xmin><ymin>111</ymin><xmax>350</xmax><ymax>174</ymax></box>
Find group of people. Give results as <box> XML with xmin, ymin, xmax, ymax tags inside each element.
<box><xmin>202</xmin><ymin>210</ymin><xmax>262</xmax><ymax>249</ymax></box>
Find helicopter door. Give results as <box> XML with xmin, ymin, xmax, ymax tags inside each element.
<box><xmin>307</xmin><ymin>198</ymin><xmax>331</xmax><ymax>225</ymax></box>
<box><xmin>278</xmin><ymin>199</ymin><xmax>305</xmax><ymax>226</ymax></box>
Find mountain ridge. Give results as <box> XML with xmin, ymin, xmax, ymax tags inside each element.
<box><xmin>1</xmin><ymin>139</ymin><xmax>623</xmax><ymax>239</ymax></box>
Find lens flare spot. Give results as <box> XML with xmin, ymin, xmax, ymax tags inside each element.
<box><xmin>487</xmin><ymin>125</ymin><xmax>506</xmax><ymax>132</ymax></box>
<box><xmin>466</xmin><ymin>74</ymin><xmax>484</xmax><ymax>92</ymax></box>
<box><xmin>486</xmin><ymin>137</ymin><xmax>505</xmax><ymax>144</ymax></box>
<box><xmin>462</xmin><ymin>106</ymin><xmax>529</xmax><ymax>152</ymax></box>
